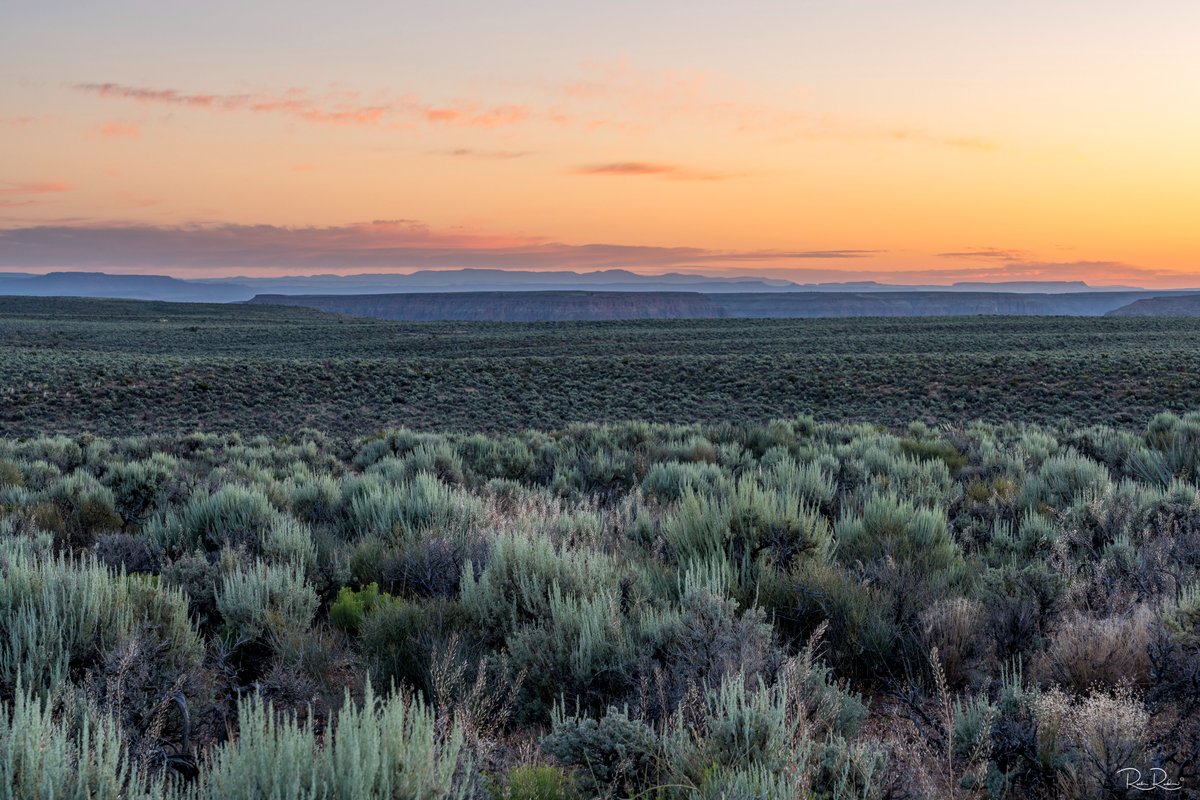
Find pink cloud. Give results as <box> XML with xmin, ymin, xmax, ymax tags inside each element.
<box><xmin>72</xmin><ymin>67</ymin><xmax>996</xmax><ymax>151</ymax></box>
<box><xmin>0</xmin><ymin>182</ymin><xmax>72</xmax><ymax>196</ymax></box>
<box><xmin>413</xmin><ymin>102</ymin><xmax>531</xmax><ymax>128</ymax></box>
<box><xmin>439</xmin><ymin>148</ymin><xmax>532</xmax><ymax>160</ymax></box>
<box><xmin>96</xmin><ymin>122</ymin><xmax>140</xmax><ymax>139</ymax></box>
<box><xmin>572</xmin><ymin>162</ymin><xmax>735</xmax><ymax>181</ymax></box>
<box><xmin>551</xmin><ymin>61</ymin><xmax>1000</xmax><ymax>152</ymax></box>
<box><xmin>74</xmin><ymin>82</ymin><xmax>532</xmax><ymax>131</ymax></box>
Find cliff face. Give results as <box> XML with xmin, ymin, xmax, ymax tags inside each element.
<box><xmin>248</xmin><ymin>291</ymin><xmax>725</xmax><ymax>321</ymax></box>
<box><xmin>711</xmin><ymin>291</ymin><xmax>1159</xmax><ymax>317</ymax></box>
<box><xmin>247</xmin><ymin>289</ymin><xmax>1193</xmax><ymax>322</ymax></box>
<box><xmin>1106</xmin><ymin>294</ymin><xmax>1200</xmax><ymax>317</ymax></box>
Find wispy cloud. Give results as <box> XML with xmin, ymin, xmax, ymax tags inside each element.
<box><xmin>416</xmin><ymin>104</ymin><xmax>530</xmax><ymax>128</ymax></box>
<box><xmin>71</xmin><ymin>64</ymin><xmax>1000</xmax><ymax>153</ymax></box>
<box><xmin>0</xmin><ymin>219</ymin><xmax>872</xmax><ymax>274</ymax></box>
<box><xmin>95</xmin><ymin>122</ymin><xmax>140</xmax><ymax>139</ymax></box>
<box><xmin>937</xmin><ymin>248</ymin><xmax>1029</xmax><ymax>260</ymax></box>
<box><xmin>572</xmin><ymin>161</ymin><xmax>734</xmax><ymax>181</ymax></box>
<box><xmin>0</xmin><ymin>220</ymin><xmax>1184</xmax><ymax>285</ymax></box>
<box><xmin>0</xmin><ymin>182</ymin><xmax>72</xmax><ymax>196</ymax></box>
<box><xmin>0</xmin><ymin>116</ymin><xmax>35</xmax><ymax>128</ymax></box>
<box><xmin>684</xmin><ymin>260</ymin><xmax>1179</xmax><ymax>288</ymax></box>
<box><xmin>439</xmin><ymin>148</ymin><xmax>533</xmax><ymax>159</ymax></box>
<box><xmin>955</xmin><ymin>260</ymin><xmax>1159</xmax><ymax>284</ymax></box>
<box><xmin>552</xmin><ymin>60</ymin><xmax>1000</xmax><ymax>153</ymax></box>
<box><xmin>74</xmin><ymin>82</ymin><xmax>531</xmax><ymax>130</ymax></box>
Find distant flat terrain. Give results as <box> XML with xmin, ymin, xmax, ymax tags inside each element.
<box><xmin>250</xmin><ymin>288</ymin><xmax>1181</xmax><ymax>321</ymax></box>
<box><xmin>711</xmin><ymin>290</ymin><xmax>1169</xmax><ymax>317</ymax></box>
<box><xmin>2</xmin><ymin>295</ymin><xmax>1198</xmax><ymax>436</ymax></box>
<box><xmin>249</xmin><ymin>290</ymin><xmax>724</xmax><ymax>321</ymax></box>
<box><xmin>1106</xmin><ymin>293</ymin><xmax>1200</xmax><ymax>317</ymax></box>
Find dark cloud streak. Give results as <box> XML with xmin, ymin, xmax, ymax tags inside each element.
<box><xmin>937</xmin><ymin>248</ymin><xmax>1028</xmax><ymax>260</ymax></box>
<box><xmin>572</xmin><ymin>162</ymin><xmax>734</xmax><ymax>181</ymax></box>
<box><xmin>0</xmin><ymin>221</ymin><xmax>874</xmax><ymax>273</ymax></box>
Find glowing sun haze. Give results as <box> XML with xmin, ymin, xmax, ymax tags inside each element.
<box><xmin>2</xmin><ymin>0</ymin><xmax>1198</xmax><ymax>286</ymax></box>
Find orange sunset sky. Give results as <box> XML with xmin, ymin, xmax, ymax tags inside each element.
<box><xmin>1</xmin><ymin>1</ymin><xmax>1198</xmax><ymax>285</ymax></box>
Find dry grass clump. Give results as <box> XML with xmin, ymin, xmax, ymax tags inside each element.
<box><xmin>1040</xmin><ymin>607</ymin><xmax>1154</xmax><ymax>693</ymax></box>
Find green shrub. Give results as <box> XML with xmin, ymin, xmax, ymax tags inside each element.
<box><xmin>641</xmin><ymin>461</ymin><xmax>729</xmax><ymax>503</ymax></box>
<box><xmin>861</xmin><ymin>444</ymin><xmax>961</xmax><ymax>506</ymax></box>
<box><xmin>151</xmin><ymin>485</ymin><xmax>282</xmax><ymax>553</ymax></box>
<box><xmin>357</xmin><ymin>596</ymin><xmax>456</xmax><ymax>694</ymax></box>
<box><xmin>458</xmin><ymin>434</ymin><xmax>535</xmax><ymax>482</ymax></box>
<box><xmin>46</xmin><ymin>470</ymin><xmax>123</xmax><ymax>546</ymax></box>
<box><xmin>0</xmin><ymin>686</ymin><xmax>154</xmax><ymax>800</ymax></box>
<box><xmin>899</xmin><ymin>436</ymin><xmax>968</xmax><ymax>473</ymax></box>
<box><xmin>663</xmin><ymin>479</ymin><xmax>832</xmax><ymax>598</ymax></box>
<box><xmin>329</xmin><ymin>582</ymin><xmax>390</xmax><ymax>633</ymax></box>
<box><xmin>345</xmin><ymin>473</ymin><xmax>483</xmax><ymax>543</ymax></box>
<box><xmin>383</xmin><ymin>442</ymin><xmax>466</xmax><ymax>486</ymax></box>
<box><xmin>6</xmin><ymin>415</ymin><xmax>1200</xmax><ymax>798</ymax></box>
<box><xmin>541</xmin><ymin>706</ymin><xmax>659</xmax><ymax>798</ymax></box>
<box><xmin>216</xmin><ymin>558</ymin><xmax>317</xmax><ymax>644</ymax></box>
<box><xmin>18</xmin><ymin>436</ymin><xmax>83</xmax><ymax>473</ymax></box>
<box><xmin>759</xmin><ymin>450</ymin><xmax>837</xmax><ymax>507</ymax></box>
<box><xmin>194</xmin><ymin>683</ymin><xmax>473</xmax><ymax>799</ymax></box>
<box><xmin>259</xmin><ymin>516</ymin><xmax>318</xmax><ymax>576</ymax></box>
<box><xmin>0</xmin><ymin>458</ymin><xmax>24</xmax><ymax>489</ymax></box>
<box><xmin>661</xmin><ymin>674</ymin><xmax>811</xmax><ymax>785</ymax></box>
<box><xmin>645</xmin><ymin>580</ymin><xmax>779</xmax><ymax>717</ymax></box>
<box><xmin>1020</xmin><ymin>453</ymin><xmax>1113</xmax><ymax>511</ymax></box>
<box><xmin>460</xmin><ymin>533</ymin><xmax>621</xmax><ymax>643</ymax></box>
<box><xmin>159</xmin><ymin>550</ymin><xmax>221</xmax><ymax>622</ymax></box>
<box><xmin>489</xmin><ymin>765</ymin><xmax>578</xmax><ymax>800</ymax></box>
<box><xmin>506</xmin><ymin>586</ymin><xmax>640</xmax><ymax>719</ymax></box>
<box><xmin>0</xmin><ymin>543</ymin><xmax>201</xmax><ymax>695</ymax></box>
<box><xmin>284</xmin><ymin>475</ymin><xmax>343</xmax><ymax>527</ymax></box>
<box><xmin>692</xmin><ymin>764</ymin><xmax>805</xmax><ymax>800</ymax></box>
<box><xmin>767</xmin><ymin>560</ymin><xmax>898</xmax><ymax>681</ymax></box>
<box><xmin>1163</xmin><ymin>583</ymin><xmax>1200</xmax><ymax>646</ymax></box>
<box><xmin>100</xmin><ymin>454</ymin><xmax>177</xmax><ymax>529</ymax></box>
<box><xmin>835</xmin><ymin>493</ymin><xmax>964</xmax><ymax>579</ymax></box>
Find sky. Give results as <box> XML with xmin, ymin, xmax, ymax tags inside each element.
<box><xmin>2</xmin><ymin>1</ymin><xmax>1198</xmax><ymax>286</ymax></box>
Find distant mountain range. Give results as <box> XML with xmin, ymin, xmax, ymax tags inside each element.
<box><xmin>3</xmin><ymin>270</ymin><xmax>1199</xmax><ymax>319</ymax></box>
<box><xmin>0</xmin><ymin>269</ymin><xmax>1158</xmax><ymax>303</ymax></box>
<box><xmin>0</xmin><ymin>271</ymin><xmax>250</xmax><ymax>302</ymax></box>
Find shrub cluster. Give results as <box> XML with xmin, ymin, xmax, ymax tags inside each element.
<box><xmin>2</xmin><ymin>414</ymin><xmax>1200</xmax><ymax>797</ymax></box>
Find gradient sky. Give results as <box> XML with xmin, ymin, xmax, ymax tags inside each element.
<box><xmin>2</xmin><ymin>1</ymin><xmax>1198</xmax><ymax>285</ymax></box>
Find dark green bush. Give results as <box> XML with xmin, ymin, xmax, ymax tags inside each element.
<box><xmin>541</xmin><ymin>706</ymin><xmax>659</xmax><ymax>798</ymax></box>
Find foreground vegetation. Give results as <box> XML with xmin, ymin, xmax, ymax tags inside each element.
<box><xmin>2</xmin><ymin>412</ymin><xmax>1199</xmax><ymax>798</ymax></box>
<box><xmin>3</xmin><ymin>297</ymin><xmax>1200</xmax><ymax>435</ymax></box>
